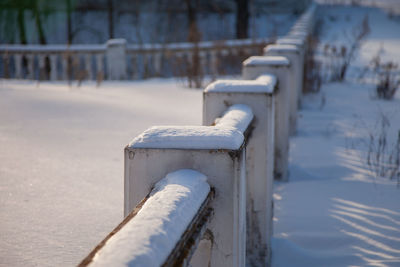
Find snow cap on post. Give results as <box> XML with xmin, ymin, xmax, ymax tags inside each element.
<box><xmin>129</xmin><ymin>126</ymin><xmax>245</xmax><ymax>150</ymax></box>
<box><xmin>276</xmin><ymin>38</ymin><xmax>305</xmax><ymax>48</ymax></box>
<box><xmin>215</xmin><ymin>104</ymin><xmax>254</xmax><ymax>133</ymax></box>
<box><xmin>264</xmin><ymin>44</ymin><xmax>300</xmax><ymax>55</ymax></box>
<box><xmin>106</xmin><ymin>38</ymin><xmax>127</xmax><ymax>47</ymax></box>
<box><xmin>243</xmin><ymin>56</ymin><xmax>290</xmax><ymax>68</ymax></box>
<box><xmin>204</xmin><ymin>74</ymin><xmax>277</xmax><ymax>94</ymax></box>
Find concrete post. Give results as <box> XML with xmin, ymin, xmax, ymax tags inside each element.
<box><xmin>242</xmin><ymin>56</ymin><xmax>292</xmax><ymax>181</ymax></box>
<box><xmin>264</xmin><ymin>44</ymin><xmax>301</xmax><ymax>136</ymax></box>
<box><xmin>125</xmin><ymin>126</ymin><xmax>248</xmax><ymax>267</ymax></box>
<box><xmin>106</xmin><ymin>39</ymin><xmax>127</xmax><ymax>80</ymax></box>
<box><xmin>203</xmin><ymin>75</ymin><xmax>277</xmax><ymax>266</ymax></box>
<box><xmin>275</xmin><ymin>38</ymin><xmax>306</xmax><ymax>107</ymax></box>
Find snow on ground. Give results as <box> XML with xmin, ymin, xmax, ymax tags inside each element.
<box><xmin>2</xmin><ymin>4</ymin><xmax>400</xmax><ymax>267</ymax></box>
<box><xmin>272</xmin><ymin>5</ymin><xmax>400</xmax><ymax>267</ymax></box>
<box><xmin>0</xmin><ymin>79</ymin><xmax>202</xmax><ymax>266</ymax></box>
<box><xmin>318</xmin><ymin>4</ymin><xmax>400</xmax><ymax>68</ymax></box>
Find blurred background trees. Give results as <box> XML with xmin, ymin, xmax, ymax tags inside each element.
<box><xmin>0</xmin><ymin>0</ymin><xmax>310</xmax><ymax>44</ymax></box>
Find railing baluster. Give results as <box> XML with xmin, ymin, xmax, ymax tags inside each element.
<box><xmin>49</xmin><ymin>54</ymin><xmax>58</xmax><ymax>81</ymax></box>
<box><xmin>3</xmin><ymin>53</ymin><xmax>10</xmax><ymax>78</ymax></box>
<box><xmin>131</xmin><ymin>54</ymin><xmax>139</xmax><ymax>79</ymax></box>
<box><xmin>27</xmin><ymin>54</ymin><xmax>35</xmax><ymax>80</ymax></box>
<box><xmin>14</xmin><ymin>54</ymin><xmax>22</xmax><ymax>79</ymax></box>
<box><xmin>72</xmin><ymin>53</ymin><xmax>80</xmax><ymax>80</ymax></box>
<box><xmin>210</xmin><ymin>50</ymin><xmax>218</xmax><ymax>78</ymax></box>
<box><xmin>38</xmin><ymin>54</ymin><xmax>45</xmax><ymax>80</ymax></box>
<box><xmin>62</xmin><ymin>53</ymin><xmax>69</xmax><ymax>80</ymax></box>
<box><xmin>153</xmin><ymin>52</ymin><xmax>162</xmax><ymax>76</ymax></box>
<box><xmin>143</xmin><ymin>53</ymin><xmax>151</xmax><ymax>78</ymax></box>
<box><xmin>96</xmin><ymin>53</ymin><xmax>104</xmax><ymax>81</ymax></box>
<box><xmin>199</xmin><ymin>50</ymin><xmax>207</xmax><ymax>76</ymax></box>
<box><xmin>85</xmin><ymin>54</ymin><xmax>92</xmax><ymax>80</ymax></box>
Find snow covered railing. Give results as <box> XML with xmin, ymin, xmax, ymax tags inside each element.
<box><xmin>0</xmin><ymin>37</ymin><xmax>272</xmax><ymax>81</ymax></box>
<box><xmin>79</xmin><ymin>169</ymin><xmax>213</xmax><ymax>267</ymax></box>
<box><xmin>122</xmin><ymin>104</ymin><xmax>253</xmax><ymax>267</ymax></box>
<box><xmin>80</xmin><ymin>104</ymin><xmax>254</xmax><ymax>267</ymax></box>
<box><xmin>78</xmin><ymin>4</ymin><xmax>317</xmax><ymax>267</ymax></box>
<box><xmin>0</xmin><ymin>43</ymin><xmax>106</xmax><ymax>81</ymax></box>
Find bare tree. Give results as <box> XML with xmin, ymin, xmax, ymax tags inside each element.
<box><xmin>235</xmin><ymin>0</ymin><xmax>249</xmax><ymax>39</ymax></box>
<box><xmin>66</xmin><ymin>0</ymin><xmax>73</xmax><ymax>44</ymax></box>
<box><xmin>184</xmin><ymin>0</ymin><xmax>203</xmax><ymax>88</ymax></box>
<box><xmin>108</xmin><ymin>0</ymin><xmax>114</xmax><ymax>39</ymax></box>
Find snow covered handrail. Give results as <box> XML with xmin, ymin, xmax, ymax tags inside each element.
<box><xmin>79</xmin><ymin>169</ymin><xmax>213</xmax><ymax>267</ymax></box>
<box><xmin>126</xmin><ymin>37</ymin><xmax>271</xmax><ymax>53</ymax></box>
<box><xmin>77</xmin><ymin>3</ymin><xmax>317</xmax><ymax>267</ymax></box>
<box><xmin>0</xmin><ymin>36</ymin><xmax>272</xmax><ymax>81</ymax></box>
<box><xmin>0</xmin><ymin>44</ymin><xmax>106</xmax><ymax>53</ymax></box>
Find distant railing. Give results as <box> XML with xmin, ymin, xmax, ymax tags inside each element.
<box><xmin>0</xmin><ymin>37</ymin><xmax>272</xmax><ymax>81</ymax></box>
<box><xmin>78</xmin><ymin>3</ymin><xmax>317</xmax><ymax>267</ymax></box>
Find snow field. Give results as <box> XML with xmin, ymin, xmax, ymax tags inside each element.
<box><xmin>272</xmin><ymin>5</ymin><xmax>400</xmax><ymax>267</ymax></box>
<box><xmin>0</xmin><ymin>79</ymin><xmax>202</xmax><ymax>266</ymax></box>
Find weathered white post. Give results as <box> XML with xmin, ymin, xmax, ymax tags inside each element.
<box><xmin>264</xmin><ymin>44</ymin><xmax>301</xmax><ymax>136</ymax></box>
<box><xmin>242</xmin><ymin>56</ymin><xmax>292</xmax><ymax>181</ymax></box>
<box><xmin>125</xmin><ymin>124</ymin><xmax>249</xmax><ymax>267</ymax></box>
<box><xmin>276</xmin><ymin>38</ymin><xmax>306</xmax><ymax>106</ymax></box>
<box><xmin>203</xmin><ymin>75</ymin><xmax>277</xmax><ymax>266</ymax></box>
<box><xmin>106</xmin><ymin>39</ymin><xmax>127</xmax><ymax>80</ymax></box>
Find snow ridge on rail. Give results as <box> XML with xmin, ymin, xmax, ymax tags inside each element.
<box><xmin>130</xmin><ymin>104</ymin><xmax>253</xmax><ymax>150</ymax></box>
<box><xmin>90</xmin><ymin>169</ymin><xmax>210</xmax><ymax>267</ymax></box>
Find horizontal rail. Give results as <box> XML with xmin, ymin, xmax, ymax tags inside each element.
<box><xmin>163</xmin><ymin>188</ymin><xmax>214</xmax><ymax>267</ymax></box>
<box><xmin>0</xmin><ymin>37</ymin><xmax>272</xmax><ymax>54</ymax></box>
<box><xmin>80</xmin><ymin>169</ymin><xmax>212</xmax><ymax>267</ymax></box>
<box><xmin>0</xmin><ymin>44</ymin><xmax>106</xmax><ymax>53</ymax></box>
